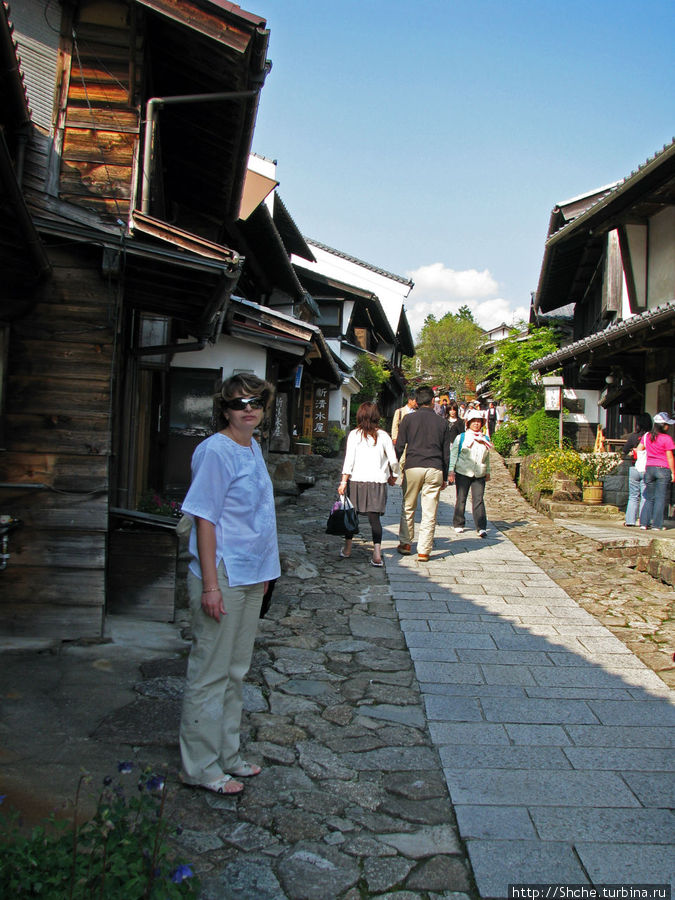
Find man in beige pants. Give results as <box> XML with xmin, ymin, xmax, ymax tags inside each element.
<box><xmin>391</xmin><ymin>390</ymin><xmax>417</xmax><ymax>484</ymax></box>
<box><xmin>395</xmin><ymin>385</ymin><xmax>450</xmax><ymax>562</ymax></box>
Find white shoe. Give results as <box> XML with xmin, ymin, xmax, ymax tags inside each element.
<box><xmin>478</xmin><ymin>529</ymin><xmax>487</xmax><ymax>538</ymax></box>
<box><xmin>454</xmin><ymin>527</ymin><xmax>465</xmax><ymax>534</ymax></box>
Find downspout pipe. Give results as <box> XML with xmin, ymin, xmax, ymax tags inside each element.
<box><xmin>141</xmin><ymin>90</ymin><xmax>259</xmax><ymax>215</ymax></box>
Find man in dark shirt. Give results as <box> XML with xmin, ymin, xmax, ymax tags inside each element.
<box><xmin>395</xmin><ymin>385</ymin><xmax>450</xmax><ymax>562</ymax></box>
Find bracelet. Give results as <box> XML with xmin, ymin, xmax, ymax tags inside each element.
<box><xmin>202</xmin><ymin>587</ymin><xmax>220</xmax><ymax>593</ymax></box>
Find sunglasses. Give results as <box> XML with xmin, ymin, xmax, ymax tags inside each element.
<box><xmin>226</xmin><ymin>397</ymin><xmax>265</xmax><ymax>411</ymax></box>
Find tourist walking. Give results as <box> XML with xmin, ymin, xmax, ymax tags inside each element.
<box><xmin>339</xmin><ymin>402</ymin><xmax>398</xmax><ymax>566</ymax></box>
<box><xmin>622</xmin><ymin>413</ymin><xmax>652</xmax><ymax>527</ymax></box>
<box><xmin>449</xmin><ymin>408</ymin><xmax>491</xmax><ymax>538</ymax></box>
<box><xmin>638</xmin><ymin>412</ymin><xmax>675</xmax><ymax>531</ymax></box>
<box><xmin>395</xmin><ymin>385</ymin><xmax>450</xmax><ymax>562</ymax></box>
<box><xmin>391</xmin><ymin>391</ymin><xmax>417</xmax><ymax>443</ymax></box>
<box><xmin>447</xmin><ymin>400</ymin><xmax>465</xmax><ymax>446</ymax></box>
<box><xmin>179</xmin><ymin>374</ymin><xmax>279</xmax><ymax>795</ymax></box>
<box><xmin>486</xmin><ymin>401</ymin><xmax>498</xmax><ymax>437</ymax></box>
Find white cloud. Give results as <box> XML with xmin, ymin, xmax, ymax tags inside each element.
<box><xmin>404</xmin><ymin>262</ymin><xmax>529</xmax><ymax>339</ymax></box>
<box><xmin>408</xmin><ymin>262</ymin><xmax>498</xmax><ymax>300</ymax></box>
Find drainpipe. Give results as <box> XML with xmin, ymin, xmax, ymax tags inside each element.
<box><xmin>141</xmin><ymin>90</ymin><xmax>259</xmax><ymax>215</ymax></box>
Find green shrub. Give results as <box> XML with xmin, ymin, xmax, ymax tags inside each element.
<box><xmin>530</xmin><ymin>447</ymin><xmax>585</xmax><ymax>491</ymax></box>
<box><xmin>523</xmin><ymin>409</ymin><xmax>560</xmax><ymax>454</ymax></box>
<box><xmin>0</xmin><ymin>765</ymin><xmax>198</xmax><ymax>899</ymax></box>
<box><xmin>492</xmin><ymin>421</ymin><xmax>524</xmax><ymax>457</ymax></box>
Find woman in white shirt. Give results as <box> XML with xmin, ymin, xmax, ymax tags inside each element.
<box><xmin>179</xmin><ymin>374</ymin><xmax>280</xmax><ymax>796</ymax></box>
<box><xmin>338</xmin><ymin>402</ymin><xmax>399</xmax><ymax>566</ymax></box>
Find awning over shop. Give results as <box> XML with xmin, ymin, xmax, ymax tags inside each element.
<box><xmin>227</xmin><ymin>297</ymin><xmax>342</xmax><ymax>386</ymax></box>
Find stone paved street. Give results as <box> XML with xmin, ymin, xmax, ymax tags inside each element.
<box><xmin>1</xmin><ymin>453</ymin><xmax>673</xmax><ymax>899</ymax></box>
<box><xmin>381</xmin><ymin>457</ymin><xmax>675</xmax><ymax>898</ymax></box>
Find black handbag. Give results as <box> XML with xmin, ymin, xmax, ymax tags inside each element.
<box><xmin>325</xmin><ymin>495</ymin><xmax>360</xmax><ymax>537</ymax></box>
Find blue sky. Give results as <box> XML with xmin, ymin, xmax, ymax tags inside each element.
<box><xmin>249</xmin><ymin>0</ymin><xmax>675</xmax><ymax>338</ymax></box>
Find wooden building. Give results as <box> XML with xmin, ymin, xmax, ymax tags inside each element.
<box><xmin>530</xmin><ymin>140</ymin><xmax>675</xmax><ymax>442</ymax></box>
<box><xmin>0</xmin><ymin>0</ymin><xmax>271</xmax><ymax>638</ymax></box>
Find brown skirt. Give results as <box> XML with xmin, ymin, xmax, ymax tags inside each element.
<box><xmin>349</xmin><ymin>481</ymin><xmax>388</xmax><ymax>515</ymax></box>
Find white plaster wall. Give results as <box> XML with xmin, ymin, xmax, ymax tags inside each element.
<box><xmin>293</xmin><ymin>243</ymin><xmax>412</xmax><ymax>335</ymax></box>
<box><xmin>648</xmin><ymin>206</ymin><xmax>675</xmax><ymax>307</ymax></box>
<box><xmin>171</xmin><ymin>335</ymin><xmax>268</xmax><ymax>378</ymax></box>
<box><xmin>562</xmin><ymin>388</ymin><xmax>603</xmax><ymax>426</ymax></box>
<box><xmin>645</xmin><ymin>380</ymin><xmax>664</xmax><ymax>416</ymax></box>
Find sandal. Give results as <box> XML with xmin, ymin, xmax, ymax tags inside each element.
<box><xmin>227</xmin><ymin>761</ymin><xmax>261</xmax><ymax>778</ymax></box>
<box><xmin>370</xmin><ymin>558</ymin><xmax>383</xmax><ymax>567</ymax></box>
<box><xmin>339</xmin><ymin>548</ymin><xmax>351</xmax><ymax>559</ymax></box>
<box><xmin>193</xmin><ymin>774</ymin><xmax>244</xmax><ymax>795</ymax></box>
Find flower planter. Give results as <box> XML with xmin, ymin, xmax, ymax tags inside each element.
<box><xmin>582</xmin><ymin>482</ymin><xmax>603</xmax><ymax>505</ymax></box>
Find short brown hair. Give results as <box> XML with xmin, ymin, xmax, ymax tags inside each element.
<box><xmin>216</xmin><ymin>373</ymin><xmax>274</xmax><ymax>428</ymax></box>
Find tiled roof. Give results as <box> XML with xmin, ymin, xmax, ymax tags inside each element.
<box><xmin>305</xmin><ymin>237</ymin><xmax>414</xmax><ymax>287</ymax></box>
<box><xmin>530</xmin><ymin>301</ymin><xmax>675</xmax><ymax>372</ymax></box>
<box><xmin>547</xmin><ymin>138</ymin><xmax>675</xmax><ymax>244</ymax></box>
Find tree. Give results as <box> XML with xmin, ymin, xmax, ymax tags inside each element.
<box><xmin>352</xmin><ymin>354</ymin><xmax>390</xmax><ymax>406</ymax></box>
<box><xmin>489</xmin><ymin>324</ymin><xmax>560</xmax><ymax>419</ymax></box>
<box><xmin>411</xmin><ymin>310</ymin><xmax>487</xmax><ymax>398</ymax></box>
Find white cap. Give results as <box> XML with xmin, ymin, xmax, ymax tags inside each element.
<box><xmin>653</xmin><ymin>412</ymin><xmax>675</xmax><ymax>425</ymax></box>
<box><xmin>465</xmin><ymin>409</ymin><xmax>484</xmax><ymax>423</ymax></box>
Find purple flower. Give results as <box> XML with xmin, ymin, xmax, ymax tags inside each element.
<box><xmin>117</xmin><ymin>761</ymin><xmax>133</xmax><ymax>774</ymax></box>
<box><xmin>145</xmin><ymin>774</ymin><xmax>165</xmax><ymax>792</ymax></box>
<box><xmin>0</xmin><ymin>795</ymin><xmax>6</xmax><ymax>805</ymax></box>
<box><xmin>171</xmin><ymin>864</ymin><xmax>194</xmax><ymax>884</ymax></box>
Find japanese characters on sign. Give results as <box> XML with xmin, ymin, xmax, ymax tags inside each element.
<box><xmin>313</xmin><ymin>385</ymin><xmax>329</xmax><ymax>435</ymax></box>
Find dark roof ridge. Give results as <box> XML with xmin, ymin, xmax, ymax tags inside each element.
<box><xmin>305</xmin><ymin>237</ymin><xmax>414</xmax><ymax>287</ymax></box>
<box><xmin>547</xmin><ymin>137</ymin><xmax>675</xmax><ymax>243</ymax></box>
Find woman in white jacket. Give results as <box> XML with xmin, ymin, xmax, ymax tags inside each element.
<box><xmin>448</xmin><ymin>409</ymin><xmax>491</xmax><ymax>538</ymax></box>
<box><xmin>338</xmin><ymin>402</ymin><xmax>399</xmax><ymax>566</ymax></box>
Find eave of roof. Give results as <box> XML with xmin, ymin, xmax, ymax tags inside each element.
<box><xmin>535</xmin><ymin>139</ymin><xmax>675</xmax><ymax>313</ymax></box>
<box><xmin>397</xmin><ymin>306</ymin><xmax>415</xmax><ymax>357</ymax></box>
<box><xmin>274</xmin><ymin>194</ymin><xmax>315</xmax><ymax>262</ymax></box>
<box><xmin>230</xmin><ymin>297</ymin><xmax>342</xmax><ymax>385</ymax></box>
<box><xmin>293</xmin><ymin>263</ymin><xmax>396</xmax><ymax>345</ymax></box>
<box><xmin>530</xmin><ymin>301</ymin><xmax>675</xmax><ymax>373</ymax></box>
<box><xmin>136</xmin><ymin>0</ymin><xmax>270</xmax><ymax>223</ymax></box>
<box><xmin>0</xmin><ymin>2</ymin><xmax>31</xmax><ymax>129</ymax></box>
<box><xmin>305</xmin><ymin>237</ymin><xmax>413</xmax><ymax>288</ymax></box>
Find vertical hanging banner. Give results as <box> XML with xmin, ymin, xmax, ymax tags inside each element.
<box><xmin>270</xmin><ymin>392</ymin><xmax>290</xmax><ymax>452</ymax></box>
<box><xmin>313</xmin><ymin>385</ymin><xmax>329</xmax><ymax>437</ymax></box>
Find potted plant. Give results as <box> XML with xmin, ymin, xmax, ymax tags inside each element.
<box><xmin>579</xmin><ymin>452</ymin><xmax>621</xmax><ymax>504</ymax></box>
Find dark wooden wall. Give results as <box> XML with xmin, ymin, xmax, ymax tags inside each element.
<box><xmin>59</xmin><ymin>9</ymin><xmax>141</xmax><ymax>219</ymax></box>
<box><xmin>0</xmin><ymin>242</ymin><xmax>115</xmax><ymax>638</ymax></box>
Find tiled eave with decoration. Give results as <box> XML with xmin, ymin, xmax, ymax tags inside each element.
<box><xmin>530</xmin><ymin>301</ymin><xmax>675</xmax><ymax>374</ymax></box>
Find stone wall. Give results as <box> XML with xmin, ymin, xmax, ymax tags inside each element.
<box><xmin>602</xmin><ymin>459</ymin><xmax>630</xmax><ymax>509</ymax></box>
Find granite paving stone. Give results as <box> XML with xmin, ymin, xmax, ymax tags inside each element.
<box><xmin>381</xmin><ymin>455</ymin><xmax>674</xmax><ymax>898</ymax></box>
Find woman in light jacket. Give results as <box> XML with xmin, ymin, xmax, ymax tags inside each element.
<box><xmin>448</xmin><ymin>409</ymin><xmax>491</xmax><ymax>538</ymax></box>
<box><xmin>338</xmin><ymin>401</ymin><xmax>399</xmax><ymax>566</ymax></box>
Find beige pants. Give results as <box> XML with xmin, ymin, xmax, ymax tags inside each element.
<box><xmin>399</xmin><ymin>466</ymin><xmax>444</xmax><ymax>555</ymax></box>
<box><xmin>179</xmin><ymin>565</ymin><xmax>263</xmax><ymax>784</ymax></box>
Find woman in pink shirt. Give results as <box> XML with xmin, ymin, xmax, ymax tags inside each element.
<box><xmin>638</xmin><ymin>412</ymin><xmax>675</xmax><ymax>530</ymax></box>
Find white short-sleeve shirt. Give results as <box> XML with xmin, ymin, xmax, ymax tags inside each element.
<box><xmin>181</xmin><ymin>433</ymin><xmax>280</xmax><ymax>587</ymax></box>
